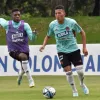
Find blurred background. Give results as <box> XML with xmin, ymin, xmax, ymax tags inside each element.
<box><xmin>0</xmin><ymin>0</ymin><xmax>99</xmax><ymax>17</ymax></box>
<box><xmin>0</xmin><ymin>0</ymin><xmax>100</xmax><ymax>45</ymax></box>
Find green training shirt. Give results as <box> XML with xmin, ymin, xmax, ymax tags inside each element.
<box><xmin>47</xmin><ymin>18</ymin><xmax>82</xmax><ymax>53</ymax></box>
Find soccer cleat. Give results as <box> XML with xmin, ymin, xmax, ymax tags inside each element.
<box><xmin>29</xmin><ymin>80</ymin><xmax>35</xmax><ymax>88</ymax></box>
<box><xmin>73</xmin><ymin>92</ymin><xmax>79</xmax><ymax>97</ymax></box>
<box><xmin>81</xmin><ymin>84</ymin><xmax>89</xmax><ymax>94</ymax></box>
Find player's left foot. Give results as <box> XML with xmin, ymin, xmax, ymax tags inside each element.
<box><xmin>81</xmin><ymin>84</ymin><xmax>89</xmax><ymax>94</ymax></box>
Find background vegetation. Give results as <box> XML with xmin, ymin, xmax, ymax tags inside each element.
<box><xmin>0</xmin><ymin>0</ymin><xmax>100</xmax><ymax>45</ymax></box>
<box><xmin>0</xmin><ymin>16</ymin><xmax>100</xmax><ymax>45</ymax></box>
<box><xmin>0</xmin><ymin>0</ymin><xmax>100</xmax><ymax>16</ymax></box>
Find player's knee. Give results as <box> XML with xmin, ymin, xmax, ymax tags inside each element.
<box><xmin>64</xmin><ymin>66</ymin><xmax>71</xmax><ymax>72</ymax></box>
<box><xmin>19</xmin><ymin>53</ymin><xmax>28</xmax><ymax>61</ymax></box>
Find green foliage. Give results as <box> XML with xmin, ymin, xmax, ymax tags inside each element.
<box><xmin>73</xmin><ymin>0</ymin><xmax>94</xmax><ymax>16</ymax></box>
<box><xmin>0</xmin><ymin>0</ymin><xmax>51</xmax><ymax>17</ymax></box>
<box><xmin>0</xmin><ymin>0</ymin><xmax>96</xmax><ymax>17</ymax></box>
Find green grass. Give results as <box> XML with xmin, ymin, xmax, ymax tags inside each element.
<box><xmin>0</xmin><ymin>76</ymin><xmax>100</xmax><ymax>100</ymax></box>
<box><xmin>0</xmin><ymin>16</ymin><xmax>100</xmax><ymax>45</ymax></box>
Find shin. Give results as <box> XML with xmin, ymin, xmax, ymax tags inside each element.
<box><xmin>76</xmin><ymin>65</ymin><xmax>84</xmax><ymax>86</ymax></box>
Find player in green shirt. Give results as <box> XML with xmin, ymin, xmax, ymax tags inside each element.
<box><xmin>39</xmin><ymin>5</ymin><xmax>89</xmax><ymax>97</ymax></box>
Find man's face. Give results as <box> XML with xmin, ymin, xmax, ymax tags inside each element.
<box><xmin>12</xmin><ymin>11</ymin><xmax>21</xmax><ymax>22</ymax></box>
<box><xmin>55</xmin><ymin>9</ymin><xmax>65</xmax><ymax>22</ymax></box>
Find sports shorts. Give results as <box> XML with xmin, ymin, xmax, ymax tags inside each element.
<box><xmin>9</xmin><ymin>50</ymin><xmax>29</xmax><ymax>61</ymax></box>
<box><xmin>58</xmin><ymin>49</ymin><xmax>83</xmax><ymax>68</ymax></box>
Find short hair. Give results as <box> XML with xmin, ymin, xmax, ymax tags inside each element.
<box><xmin>55</xmin><ymin>5</ymin><xmax>65</xmax><ymax>10</ymax></box>
<box><xmin>12</xmin><ymin>8</ymin><xmax>20</xmax><ymax>13</ymax></box>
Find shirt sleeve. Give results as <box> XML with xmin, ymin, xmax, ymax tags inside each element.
<box><xmin>0</xmin><ymin>18</ymin><xmax>8</xmax><ymax>29</ymax></box>
<box><xmin>72</xmin><ymin>20</ymin><xmax>82</xmax><ymax>33</ymax></box>
<box><xmin>47</xmin><ymin>22</ymin><xmax>54</xmax><ymax>37</ymax></box>
<box><xmin>24</xmin><ymin>23</ymin><xmax>37</xmax><ymax>41</ymax></box>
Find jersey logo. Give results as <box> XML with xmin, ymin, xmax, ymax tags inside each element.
<box><xmin>66</xmin><ymin>27</ymin><xmax>70</xmax><ymax>31</ymax></box>
<box><xmin>56</xmin><ymin>31</ymin><xmax>68</xmax><ymax>38</ymax></box>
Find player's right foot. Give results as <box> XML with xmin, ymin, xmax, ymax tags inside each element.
<box><xmin>29</xmin><ymin>79</ymin><xmax>35</xmax><ymax>88</ymax></box>
<box><xmin>81</xmin><ymin>84</ymin><xmax>89</xmax><ymax>94</ymax></box>
<box><xmin>73</xmin><ymin>92</ymin><xmax>79</xmax><ymax>97</ymax></box>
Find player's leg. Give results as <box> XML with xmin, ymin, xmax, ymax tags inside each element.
<box><xmin>58</xmin><ymin>52</ymin><xmax>78</xmax><ymax>97</ymax></box>
<box><xmin>64</xmin><ymin>66</ymin><xmax>78</xmax><ymax>97</ymax></box>
<box><xmin>17</xmin><ymin>62</ymin><xmax>25</xmax><ymax>85</ymax></box>
<box><xmin>76</xmin><ymin>65</ymin><xmax>89</xmax><ymax>94</ymax></box>
<box><xmin>19</xmin><ymin>53</ymin><xmax>35</xmax><ymax>87</ymax></box>
<box><xmin>9</xmin><ymin>51</ymin><xmax>35</xmax><ymax>87</ymax></box>
<box><xmin>71</xmin><ymin>49</ymin><xmax>89</xmax><ymax>94</ymax></box>
<box><xmin>9</xmin><ymin>51</ymin><xmax>25</xmax><ymax>85</ymax></box>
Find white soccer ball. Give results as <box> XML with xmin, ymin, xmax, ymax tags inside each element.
<box><xmin>42</xmin><ymin>86</ymin><xmax>56</xmax><ymax>99</ymax></box>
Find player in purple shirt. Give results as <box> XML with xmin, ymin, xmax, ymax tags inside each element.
<box><xmin>0</xmin><ymin>8</ymin><xmax>37</xmax><ymax>88</ymax></box>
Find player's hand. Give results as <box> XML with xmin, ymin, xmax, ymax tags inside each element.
<box><xmin>83</xmin><ymin>48</ymin><xmax>88</xmax><ymax>56</ymax></box>
<box><xmin>33</xmin><ymin>28</ymin><xmax>38</xmax><ymax>35</ymax></box>
<box><xmin>39</xmin><ymin>46</ymin><xmax>45</xmax><ymax>52</ymax></box>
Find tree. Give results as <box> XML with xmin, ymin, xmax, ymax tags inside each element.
<box><xmin>92</xmin><ymin>0</ymin><xmax>100</xmax><ymax>16</ymax></box>
<box><xmin>51</xmin><ymin>0</ymin><xmax>68</xmax><ymax>16</ymax></box>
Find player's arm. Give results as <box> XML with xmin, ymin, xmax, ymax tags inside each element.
<box><xmin>80</xmin><ymin>29</ymin><xmax>88</xmax><ymax>56</ymax></box>
<box><xmin>39</xmin><ymin>22</ymin><xmax>54</xmax><ymax>52</ymax></box>
<box><xmin>73</xmin><ymin>21</ymin><xmax>88</xmax><ymax>56</ymax></box>
<box><xmin>39</xmin><ymin>35</ymin><xmax>50</xmax><ymax>52</ymax></box>
<box><xmin>24</xmin><ymin>23</ymin><xmax>37</xmax><ymax>41</ymax></box>
<box><xmin>0</xmin><ymin>18</ymin><xmax>8</xmax><ymax>29</ymax></box>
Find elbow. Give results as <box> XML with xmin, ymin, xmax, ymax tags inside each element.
<box><xmin>80</xmin><ymin>29</ymin><xmax>85</xmax><ymax>36</ymax></box>
<box><xmin>46</xmin><ymin>35</ymin><xmax>51</xmax><ymax>39</ymax></box>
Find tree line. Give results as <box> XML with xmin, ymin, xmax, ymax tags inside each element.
<box><xmin>0</xmin><ymin>0</ymin><xmax>100</xmax><ymax>17</ymax></box>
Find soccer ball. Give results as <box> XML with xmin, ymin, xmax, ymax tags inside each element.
<box><xmin>42</xmin><ymin>86</ymin><xmax>56</xmax><ymax>99</ymax></box>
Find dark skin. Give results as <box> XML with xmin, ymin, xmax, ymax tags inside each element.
<box><xmin>12</xmin><ymin>11</ymin><xmax>21</xmax><ymax>23</ymax></box>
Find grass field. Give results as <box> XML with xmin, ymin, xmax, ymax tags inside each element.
<box><xmin>0</xmin><ymin>76</ymin><xmax>100</xmax><ymax>100</ymax></box>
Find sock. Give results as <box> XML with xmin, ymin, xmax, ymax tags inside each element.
<box><xmin>76</xmin><ymin>65</ymin><xmax>84</xmax><ymax>86</ymax></box>
<box><xmin>66</xmin><ymin>71</ymin><xmax>77</xmax><ymax>93</ymax></box>
<box><xmin>22</xmin><ymin>60</ymin><xmax>33</xmax><ymax>82</ymax></box>
<box><xmin>19</xmin><ymin>67</ymin><xmax>25</xmax><ymax>76</ymax></box>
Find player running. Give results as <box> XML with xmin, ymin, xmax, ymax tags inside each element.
<box><xmin>0</xmin><ymin>8</ymin><xmax>37</xmax><ymax>88</ymax></box>
<box><xmin>39</xmin><ymin>5</ymin><xmax>89</xmax><ymax>97</ymax></box>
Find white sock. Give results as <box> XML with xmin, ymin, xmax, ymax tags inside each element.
<box><xmin>19</xmin><ymin>67</ymin><xmax>25</xmax><ymax>76</ymax></box>
<box><xmin>22</xmin><ymin>60</ymin><xmax>33</xmax><ymax>82</ymax></box>
<box><xmin>76</xmin><ymin>65</ymin><xmax>84</xmax><ymax>86</ymax></box>
<box><xmin>66</xmin><ymin>71</ymin><xmax>77</xmax><ymax>93</ymax></box>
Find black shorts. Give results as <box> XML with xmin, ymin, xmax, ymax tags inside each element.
<box><xmin>9</xmin><ymin>51</ymin><xmax>29</xmax><ymax>61</ymax></box>
<box><xmin>58</xmin><ymin>49</ymin><xmax>83</xmax><ymax>68</ymax></box>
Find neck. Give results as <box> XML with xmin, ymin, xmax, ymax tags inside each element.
<box><xmin>13</xmin><ymin>20</ymin><xmax>20</xmax><ymax>23</ymax></box>
<box><xmin>58</xmin><ymin>19</ymin><xmax>64</xmax><ymax>24</ymax></box>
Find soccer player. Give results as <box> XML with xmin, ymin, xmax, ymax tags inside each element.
<box><xmin>39</xmin><ymin>5</ymin><xmax>89</xmax><ymax>97</ymax></box>
<box><xmin>0</xmin><ymin>8</ymin><xmax>37</xmax><ymax>88</ymax></box>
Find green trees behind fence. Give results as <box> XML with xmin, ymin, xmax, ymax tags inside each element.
<box><xmin>0</xmin><ymin>0</ymin><xmax>99</xmax><ymax>16</ymax></box>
